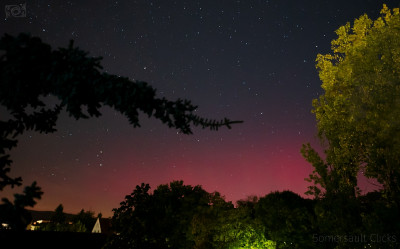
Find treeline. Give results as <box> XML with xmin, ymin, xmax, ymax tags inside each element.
<box><xmin>105</xmin><ymin>180</ymin><xmax>399</xmax><ymax>249</ymax></box>
<box><xmin>31</xmin><ymin>204</ymin><xmax>101</xmax><ymax>233</ymax></box>
<box><xmin>0</xmin><ymin>202</ymin><xmax>100</xmax><ymax>233</ymax></box>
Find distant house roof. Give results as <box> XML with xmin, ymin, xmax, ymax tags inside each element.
<box><xmin>29</xmin><ymin>210</ymin><xmax>53</xmax><ymax>221</ymax></box>
<box><xmin>92</xmin><ymin>218</ymin><xmax>112</xmax><ymax>235</ymax></box>
<box><xmin>28</xmin><ymin>210</ymin><xmax>75</xmax><ymax>222</ymax></box>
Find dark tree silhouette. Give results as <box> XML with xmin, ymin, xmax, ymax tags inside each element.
<box><xmin>108</xmin><ymin>182</ymin><xmax>276</xmax><ymax>249</ymax></box>
<box><xmin>0</xmin><ymin>181</ymin><xmax>43</xmax><ymax>230</ymax></box>
<box><xmin>34</xmin><ymin>203</ymin><xmax>86</xmax><ymax>232</ymax></box>
<box><xmin>255</xmin><ymin>191</ymin><xmax>315</xmax><ymax>248</ymax></box>
<box><xmin>0</xmin><ymin>32</ymin><xmax>242</xmax><ymax>190</ymax></box>
<box><xmin>0</xmin><ymin>33</ymin><xmax>242</xmax><ymax>229</ymax></box>
<box><xmin>73</xmin><ymin>209</ymin><xmax>97</xmax><ymax>232</ymax></box>
<box><xmin>51</xmin><ymin>204</ymin><xmax>66</xmax><ymax>224</ymax></box>
<box><xmin>107</xmin><ymin>181</ymin><xmax>213</xmax><ymax>249</ymax></box>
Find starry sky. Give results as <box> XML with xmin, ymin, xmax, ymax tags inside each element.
<box><xmin>1</xmin><ymin>0</ymin><xmax>399</xmax><ymax>217</ymax></box>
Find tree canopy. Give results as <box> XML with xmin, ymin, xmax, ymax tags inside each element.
<box><xmin>298</xmin><ymin>5</ymin><xmax>400</xmax><ymax>248</ymax></box>
<box><xmin>0</xmin><ymin>181</ymin><xmax>43</xmax><ymax>230</ymax></box>
<box><xmin>302</xmin><ymin>5</ymin><xmax>400</xmax><ymax>202</ymax></box>
<box><xmin>33</xmin><ymin>204</ymin><xmax>89</xmax><ymax>232</ymax></box>
<box><xmin>106</xmin><ymin>181</ymin><xmax>281</xmax><ymax>249</ymax></box>
<box><xmin>255</xmin><ymin>191</ymin><xmax>315</xmax><ymax>248</ymax></box>
<box><xmin>108</xmin><ymin>181</ymin><xmax>217</xmax><ymax>249</ymax></box>
<box><xmin>0</xmin><ymin>32</ymin><xmax>242</xmax><ymax>192</ymax></box>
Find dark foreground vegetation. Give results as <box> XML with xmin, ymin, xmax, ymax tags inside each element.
<box><xmin>1</xmin><ymin>181</ymin><xmax>399</xmax><ymax>249</ymax></box>
<box><xmin>0</xmin><ymin>230</ymin><xmax>108</xmax><ymax>249</ymax></box>
<box><xmin>103</xmin><ymin>180</ymin><xmax>399</xmax><ymax>249</ymax></box>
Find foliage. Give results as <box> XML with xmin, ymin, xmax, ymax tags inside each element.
<box><xmin>358</xmin><ymin>192</ymin><xmax>400</xmax><ymax>241</ymax></box>
<box><xmin>301</xmin><ymin>5</ymin><xmax>400</xmax><ymax>248</ymax></box>
<box><xmin>209</xmin><ymin>203</ymin><xmax>274</xmax><ymax>249</ymax></box>
<box><xmin>36</xmin><ymin>221</ymin><xmax>85</xmax><ymax>232</ymax></box>
<box><xmin>69</xmin><ymin>220</ymin><xmax>87</xmax><ymax>232</ymax></box>
<box><xmin>302</xmin><ymin>5</ymin><xmax>400</xmax><ymax>201</ymax></box>
<box><xmin>0</xmin><ymin>181</ymin><xmax>43</xmax><ymax>230</ymax></box>
<box><xmin>255</xmin><ymin>191</ymin><xmax>315</xmax><ymax>249</ymax></box>
<box><xmin>107</xmin><ymin>181</ymin><xmax>214</xmax><ymax>249</ymax></box>
<box><xmin>73</xmin><ymin>209</ymin><xmax>97</xmax><ymax>232</ymax></box>
<box><xmin>189</xmin><ymin>192</ymin><xmax>234</xmax><ymax>249</ymax></box>
<box><xmin>34</xmin><ymin>204</ymin><xmax>87</xmax><ymax>232</ymax></box>
<box><xmin>52</xmin><ymin>204</ymin><xmax>66</xmax><ymax>224</ymax></box>
<box><xmin>107</xmin><ymin>183</ymin><xmax>400</xmax><ymax>249</ymax></box>
<box><xmin>313</xmin><ymin>193</ymin><xmax>364</xmax><ymax>249</ymax></box>
<box><xmin>107</xmin><ymin>181</ymin><xmax>280</xmax><ymax>249</ymax></box>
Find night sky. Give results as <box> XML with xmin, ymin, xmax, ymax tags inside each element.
<box><xmin>1</xmin><ymin>0</ymin><xmax>399</xmax><ymax>217</ymax></box>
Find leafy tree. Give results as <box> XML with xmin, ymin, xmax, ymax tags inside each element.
<box><xmin>236</xmin><ymin>195</ymin><xmax>259</xmax><ymax>217</ymax></box>
<box><xmin>35</xmin><ymin>204</ymin><xmax>88</xmax><ymax>232</ymax></box>
<box><xmin>105</xmin><ymin>183</ymin><xmax>151</xmax><ymax>248</ymax></box>
<box><xmin>73</xmin><ymin>209</ymin><xmax>96</xmax><ymax>232</ymax></box>
<box><xmin>302</xmin><ymin>5</ymin><xmax>400</xmax><ymax>202</ymax></box>
<box><xmin>51</xmin><ymin>204</ymin><xmax>66</xmax><ymax>224</ymax></box>
<box><xmin>358</xmin><ymin>192</ymin><xmax>400</xmax><ymax>239</ymax></box>
<box><xmin>0</xmin><ymin>181</ymin><xmax>43</xmax><ymax>230</ymax></box>
<box><xmin>189</xmin><ymin>192</ymin><xmax>234</xmax><ymax>249</ymax></box>
<box><xmin>211</xmin><ymin>207</ymin><xmax>274</xmax><ymax>249</ymax></box>
<box><xmin>301</xmin><ymin>5</ymin><xmax>400</xmax><ymax>248</ymax></box>
<box><xmin>106</xmin><ymin>181</ymin><xmax>213</xmax><ymax>249</ymax></box>
<box><xmin>69</xmin><ymin>220</ymin><xmax>87</xmax><ymax>233</ymax></box>
<box><xmin>191</xmin><ymin>194</ymin><xmax>276</xmax><ymax>249</ymax></box>
<box><xmin>0</xmin><ymin>33</ymin><xmax>241</xmax><ymax>228</ymax></box>
<box><xmin>109</xmin><ymin>182</ymin><xmax>274</xmax><ymax>249</ymax></box>
<box><xmin>255</xmin><ymin>191</ymin><xmax>315</xmax><ymax>249</ymax></box>
<box><xmin>213</xmin><ymin>200</ymin><xmax>275</xmax><ymax>249</ymax></box>
<box><xmin>36</xmin><ymin>204</ymin><xmax>67</xmax><ymax>231</ymax></box>
<box><xmin>313</xmin><ymin>193</ymin><xmax>364</xmax><ymax>249</ymax></box>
